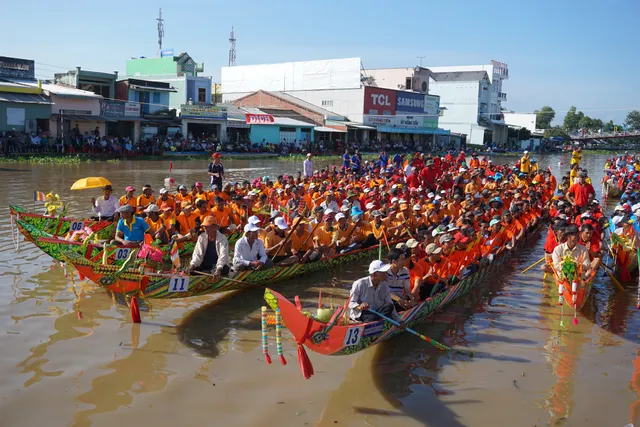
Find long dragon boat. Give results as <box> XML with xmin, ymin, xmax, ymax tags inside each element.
<box><xmin>608</xmin><ymin>231</ymin><xmax>639</xmax><ymax>282</ymax></box>
<box><xmin>61</xmin><ymin>237</ymin><xmax>395</xmax><ymax>299</ymax></box>
<box><xmin>9</xmin><ymin>204</ymin><xmax>116</xmax><ymax>240</ymax></box>
<box><xmin>16</xmin><ymin>218</ymin><xmax>196</xmax><ymax>268</ymax></box>
<box><xmin>263</xmin><ymin>221</ymin><xmax>543</xmax><ymax>359</ymax></box>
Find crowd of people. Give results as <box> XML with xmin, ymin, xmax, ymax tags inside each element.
<box><xmin>87</xmin><ymin>148</ymin><xmax>558</xmax><ymax>323</ymax></box>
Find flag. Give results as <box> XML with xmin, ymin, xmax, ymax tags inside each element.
<box><xmin>34</xmin><ymin>191</ymin><xmax>46</xmax><ymax>202</ymax></box>
<box><xmin>170</xmin><ymin>240</ymin><xmax>180</xmax><ymax>269</ymax></box>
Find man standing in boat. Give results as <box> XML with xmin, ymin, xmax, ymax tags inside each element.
<box><xmin>348</xmin><ymin>260</ymin><xmax>401</xmax><ymax>322</ymax></box>
<box><xmin>185</xmin><ymin>216</ymin><xmax>230</xmax><ymax>280</ymax></box>
<box><xmin>566</xmin><ymin>171</ymin><xmax>595</xmax><ymax>213</ymax></box>
<box><xmin>208</xmin><ymin>152</ymin><xmax>224</xmax><ymax>190</ymax></box>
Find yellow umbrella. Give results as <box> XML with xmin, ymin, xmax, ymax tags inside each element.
<box><xmin>70</xmin><ymin>177</ymin><xmax>112</xmax><ymax>190</ymax></box>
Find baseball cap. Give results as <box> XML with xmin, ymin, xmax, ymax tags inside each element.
<box><xmin>125</xmin><ymin>185</ymin><xmax>135</xmax><ymax>192</ymax></box>
<box><xmin>181</xmin><ymin>201</ymin><xmax>193</xmax><ymax>209</ymax></box>
<box><xmin>440</xmin><ymin>234</ymin><xmax>453</xmax><ymax>244</ymax></box>
<box><xmin>425</xmin><ymin>243</ymin><xmax>442</xmax><ymax>255</ymax></box>
<box><xmin>144</xmin><ymin>204</ymin><xmax>160</xmax><ymax>213</ymax></box>
<box><xmin>369</xmin><ymin>260</ymin><xmax>391</xmax><ymax>274</ymax></box>
<box><xmin>244</xmin><ymin>223</ymin><xmax>260</xmax><ymax>232</ymax></box>
<box><xmin>160</xmin><ymin>203</ymin><xmax>173</xmax><ymax>211</ymax></box>
<box><xmin>335</xmin><ymin>212</ymin><xmax>346</xmax><ymax>221</ymax></box>
<box><xmin>274</xmin><ymin>217</ymin><xmax>289</xmax><ymax>230</ymax></box>
<box><xmin>202</xmin><ymin>216</ymin><xmax>219</xmax><ymax>227</ymax></box>
<box><xmin>489</xmin><ymin>218</ymin><xmax>500</xmax><ymax>226</ymax></box>
<box><xmin>195</xmin><ymin>182</ymin><xmax>203</xmax><ymax>187</ymax></box>
<box><xmin>405</xmin><ymin>238</ymin><xmax>419</xmax><ymax>248</ymax></box>
<box><xmin>159</xmin><ymin>188</ymin><xmax>168</xmax><ymax>194</ymax></box>
<box><xmin>248</xmin><ymin>215</ymin><xmax>261</xmax><ymax>225</ymax></box>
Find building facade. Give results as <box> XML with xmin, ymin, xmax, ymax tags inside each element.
<box><xmin>125</xmin><ymin>53</ymin><xmax>223</xmax><ymax>140</ymax></box>
<box><xmin>503</xmin><ymin>112</ymin><xmax>537</xmax><ymax>133</ymax></box>
<box><xmin>0</xmin><ymin>56</ymin><xmax>52</xmax><ymax>133</ymax></box>
<box><xmin>365</xmin><ymin>66</ymin><xmax>432</xmax><ymax>93</ymax></box>
<box><xmin>428</xmin><ymin>71</ymin><xmax>507</xmax><ymax>147</ymax></box>
<box><xmin>54</xmin><ymin>67</ymin><xmax>118</xmax><ymax>99</ymax></box>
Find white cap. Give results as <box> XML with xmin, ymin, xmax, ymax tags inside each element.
<box><xmin>274</xmin><ymin>217</ymin><xmax>289</xmax><ymax>230</ymax></box>
<box><xmin>144</xmin><ymin>204</ymin><xmax>160</xmax><ymax>213</ymax></box>
<box><xmin>365</xmin><ymin>202</ymin><xmax>375</xmax><ymax>210</ymax></box>
<box><xmin>399</xmin><ymin>198</ymin><xmax>407</xmax><ymax>204</ymax></box>
<box><xmin>391</xmin><ymin>197</ymin><xmax>399</xmax><ymax>203</ymax></box>
<box><xmin>434</xmin><ymin>195</ymin><xmax>442</xmax><ymax>201</ymax></box>
<box><xmin>248</xmin><ymin>215</ymin><xmax>261</xmax><ymax>225</ymax></box>
<box><xmin>369</xmin><ymin>260</ymin><xmax>391</xmax><ymax>274</ymax></box>
<box><xmin>244</xmin><ymin>223</ymin><xmax>260</xmax><ymax>232</ymax></box>
<box><xmin>340</xmin><ymin>205</ymin><xmax>350</xmax><ymax>212</ymax></box>
<box><xmin>335</xmin><ymin>213</ymin><xmax>346</xmax><ymax>220</ymax></box>
<box><xmin>524</xmin><ymin>150</ymin><xmax>529</xmax><ymax>154</ymax></box>
<box><xmin>427</xmin><ymin>192</ymin><xmax>434</xmax><ymax>198</ymax></box>
<box><xmin>324</xmin><ymin>208</ymin><xmax>335</xmax><ymax>215</ymax></box>
<box><xmin>412</xmin><ymin>204</ymin><xmax>421</xmax><ymax>211</ymax></box>
<box><xmin>159</xmin><ymin>188</ymin><xmax>168</xmax><ymax>194</ymax></box>
<box><xmin>364</xmin><ymin>188</ymin><xmax>371</xmax><ymax>193</ymax></box>
<box><xmin>307</xmin><ymin>152</ymin><xmax>312</xmax><ymax>157</ymax></box>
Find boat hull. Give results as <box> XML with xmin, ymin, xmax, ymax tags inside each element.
<box><xmin>265</xmin><ymin>223</ymin><xmax>543</xmax><ymax>356</ymax></box>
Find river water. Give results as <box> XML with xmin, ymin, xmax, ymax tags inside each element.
<box><xmin>0</xmin><ymin>153</ymin><xmax>638</xmax><ymax>427</ymax></box>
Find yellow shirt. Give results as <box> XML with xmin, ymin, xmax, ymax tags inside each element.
<box><xmin>571</xmin><ymin>150</ymin><xmax>582</xmax><ymax>165</ymax></box>
<box><xmin>520</xmin><ymin>156</ymin><xmax>530</xmax><ymax>173</ymax></box>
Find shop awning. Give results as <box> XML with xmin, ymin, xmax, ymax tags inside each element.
<box><xmin>377</xmin><ymin>126</ymin><xmax>450</xmax><ymax>135</ymax></box>
<box><xmin>0</xmin><ymin>92</ymin><xmax>52</xmax><ymax>104</ymax></box>
<box><xmin>129</xmin><ymin>84</ymin><xmax>177</xmax><ymax>92</ymax></box>
<box><xmin>346</xmin><ymin>123</ymin><xmax>376</xmax><ymax>130</ymax></box>
<box><xmin>314</xmin><ymin>126</ymin><xmax>346</xmax><ymax>133</ymax></box>
<box><xmin>52</xmin><ymin>113</ymin><xmax>117</xmax><ymax>122</ymax></box>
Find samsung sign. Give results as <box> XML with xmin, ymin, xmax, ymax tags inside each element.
<box><xmin>396</xmin><ymin>91</ymin><xmax>427</xmax><ymax>114</ymax></box>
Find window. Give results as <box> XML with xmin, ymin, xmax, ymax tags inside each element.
<box><xmin>421</xmin><ymin>81</ymin><xmax>427</xmax><ymax>92</ymax></box>
<box><xmin>152</xmin><ymin>92</ymin><xmax>161</xmax><ymax>104</ymax></box>
<box><xmin>321</xmin><ymin>100</ymin><xmax>333</xmax><ymax>107</ymax></box>
<box><xmin>405</xmin><ymin>77</ymin><xmax>412</xmax><ymax>90</ymax></box>
<box><xmin>198</xmin><ymin>88</ymin><xmax>206</xmax><ymax>103</ymax></box>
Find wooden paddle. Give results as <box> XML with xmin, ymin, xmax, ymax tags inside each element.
<box><xmin>521</xmin><ymin>256</ymin><xmax>545</xmax><ymax>274</ymax></box>
<box><xmin>599</xmin><ymin>263</ymin><xmax>625</xmax><ymax>292</ymax></box>
<box><xmin>368</xmin><ymin>309</ymin><xmax>474</xmax><ymax>357</ymax></box>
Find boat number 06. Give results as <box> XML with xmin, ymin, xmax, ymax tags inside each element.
<box><xmin>70</xmin><ymin>221</ymin><xmax>84</xmax><ymax>232</ymax></box>
<box><xmin>343</xmin><ymin>326</ymin><xmax>364</xmax><ymax>346</ymax></box>
<box><xmin>169</xmin><ymin>276</ymin><xmax>190</xmax><ymax>292</ymax></box>
<box><xmin>114</xmin><ymin>248</ymin><xmax>130</xmax><ymax>260</ymax></box>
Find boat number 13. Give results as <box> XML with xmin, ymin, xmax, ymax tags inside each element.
<box><xmin>343</xmin><ymin>326</ymin><xmax>363</xmax><ymax>346</ymax></box>
<box><xmin>169</xmin><ymin>276</ymin><xmax>190</xmax><ymax>292</ymax></box>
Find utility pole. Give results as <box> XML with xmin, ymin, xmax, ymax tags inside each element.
<box><xmin>417</xmin><ymin>56</ymin><xmax>426</xmax><ymax>67</ymax></box>
<box><xmin>228</xmin><ymin>27</ymin><xmax>236</xmax><ymax>67</ymax></box>
<box><xmin>157</xmin><ymin>8</ymin><xmax>164</xmax><ymax>56</ymax></box>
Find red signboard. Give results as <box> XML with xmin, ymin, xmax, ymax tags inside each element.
<box><xmin>363</xmin><ymin>87</ymin><xmax>396</xmax><ymax>115</ymax></box>
<box><xmin>246</xmin><ymin>113</ymin><xmax>275</xmax><ymax>124</ymax></box>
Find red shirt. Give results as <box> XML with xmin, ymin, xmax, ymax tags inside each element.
<box><xmin>420</xmin><ymin>167</ymin><xmax>437</xmax><ymax>188</ymax></box>
<box><xmin>568</xmin><ymin>182</ymin><xmax>595</xmax><ymax>208</ymax></box>
<box><xmin>543</xmin><ymin>227</ymin><xmax>558</xmax><ymax>254</ymax></box>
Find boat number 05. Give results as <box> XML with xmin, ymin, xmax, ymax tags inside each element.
<box><xmin>114</xmin><ymin>248</ymin><xmax>130</xmax><ymax>260</ymax></box>
<box><xmin>343</xmin><ymin>326</ymin><xmax>364</xmax><ymax>346</ymax></box>
<box><xmin>70</xmin><ymin>221</ymin><xmax>84</xmax><ymax>232</ymax></box>
<box><xmin>169</xmin><ymin>276</ymin><xmax>190</xmax><ymax>292</ymax></box>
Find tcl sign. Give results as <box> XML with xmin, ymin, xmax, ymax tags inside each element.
<box><xmin>245</xmin><ymin>113</ymin><xmax>275</xmax><ymax>124</ymax></box>
<box><xmin>363</xmin><ymin>87</ymin><xmax>396</xmax><ymax>115</ymax></box>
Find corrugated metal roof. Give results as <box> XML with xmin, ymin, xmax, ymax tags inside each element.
<box><xmin>0</xmin><ymin>92</ymin><xmax>52</xmax><ymax>104</ymax></box>
<box><xmin>2</xmin><ymin>79</ymin><xmax>102</xmax><ymax>98</ymax></box>
<box><xmin>270</xmin><ymin>91</ymin><xmax>346</xmax><ymax>120</ymax></box>
<box><xmin>273</xmin><ymin>117</ymin><xmax>315</xmax><ymax>127</ymax></box>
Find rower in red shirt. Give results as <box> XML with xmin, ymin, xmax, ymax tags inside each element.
<box><xmin>566</xmin><ymin>170</ymin><xmax>595</xmax><ymax>210</ymax></box>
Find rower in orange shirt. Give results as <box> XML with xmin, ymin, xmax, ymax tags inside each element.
<box><xmin>136</xmin><ymin>185</ymin><xmax>155</xmax><ymax>215</ymax></box>
<box><xmin>211</xmin><ymin>196</ymin><xmax>237</xmax><ymax>233</ymax></box>
<box><xmin>119</xmin><ymin>185</ymin><xmax>137</xmax><ymax>209</ymax></box>
<box><xmin>177</xmin><ymin>201</ymin><xmax>199</xmax><ymax>236</ymax></box>
<box><xmin>156</xmin><ymin>188</ymin><xmax>176</xmax><ymax>211</ymax></box>
<box><xmin>160</xmin><ymin>203</ymin><xmax>177</xmax><ymax>228</ymax></box>
<box><xmin>174</xmin><ymin>185</ymin><xmax>193</xmax><ymax>214</ymax></box>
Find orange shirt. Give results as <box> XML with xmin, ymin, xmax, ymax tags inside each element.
<box><xmin>145</xmin><ymin>216</ymin><xmax>164</xmax><ymax>235</ymax></box>
<box><xmin>161</xmin><ymin>211</ymin><xmax>177</xmax><ymax>229</ymax></box>
<box><xmin>136</xmin><ymin>194</ymin><xmax>155</xmax><ymax>211</ymax></box>
<box><xmin>177</xmin><ymin>211</ymin><xmax>199</xmax><ymax>234</ymax></box>
<box><xmin>196</xmin><ymin>208</ymin><xmax>213</xmax><ymax>224</ymax></box>
<box><xmin>119</xmin><ymin>195</ymin><xmax>137</xmax><ymax>208</ymax></box>
<box><xmin>264</xmin><ymin>230</ymin><xmax>288</xmax><ymax>253</ymax></box>
<box><xmin>290</xmin><ymin>229</ymin><xmax>312</xmax><ymax>252</ymax></box>
<box><xmin>370</xmin><ymin>219</ymin><xmax>388</xmax><ymax>240</ymax></box>
<box><xmin>212</xmin><ymin>206</ymin><xmax>232</xmax><ymax>228</ymax></box>
<box><xmin>313</xmin><ymin>224</ymin><xmax>335</xmax><ymax>246</ymax></box>
<box><xmin>156</xmin><ymin>195</ymin><xmax>176</xmax><ymax>211</ymax></box>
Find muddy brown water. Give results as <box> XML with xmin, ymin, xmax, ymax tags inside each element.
<box><xmin>1</xmin><ymin>153</ymin><xmax>638</xmax><ymax>427</ymax></box>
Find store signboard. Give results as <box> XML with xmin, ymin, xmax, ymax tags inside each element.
<box><xmin>124</xmin><ymin>102</ymin><xmax>141</xmax><ymax>117</ymax></box>
<box><xmin>363</xmin><ymin>87</ymin><xmax>396</xmax><ymax>115</ymax></box>
<box><xmin>102</xmin><ymin>100</ymin><xmax>125</xmax><ymax>116</ymax></box>
<box><xmin>395</xmin><ymin>91</ymin><xmax>426</xmax><ymax>114</ymax></box>
<box><xmin>423</xmin><ymin>95</ymin><xmax>440</xmax><ymax>129</ymax></box>
<box><xmin>245</xmin><ymin>113</ymin><xmax>275</xmax><ymax>124</ymax></box>
<box><xmin>0</xmin><ymin>56</ymin><xmax>35</xmax><ymax>80</ymax></box>
<box><xmin>228</xmin><ymin>120</ymin><xmax>250</xmax><ymax>128</ymax></box>
<box><xmin>180</xmin><ymin>104</ymin><xmax>227</xmax><ymax>120</ymax></box>
<box><xmin>364</xmin><ymin>114</ymin><xmax>433</xmax><ymax>129</ymax></box>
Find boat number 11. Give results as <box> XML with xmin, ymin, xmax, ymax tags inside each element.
<box><xmin>169</xmin><ymin>276</ymin><xmax>190</xmax><ymax>292</ymax></box>
<box><xmin>343</xmin><ymin>326</ymin><xmax>364</xmax><ymax>346</ymax></box>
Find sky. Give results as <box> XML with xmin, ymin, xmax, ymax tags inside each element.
<box><xmin>2</xmin><ymin>0</ymin><xmax>639</xmax><ymax>125</ymax></box>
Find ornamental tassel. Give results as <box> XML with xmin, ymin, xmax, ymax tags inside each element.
<box><xmin>102</xmin><ymin>242</ymin><xmax>108</xmax><ymax>266</ymax></box>
<box><xmin>261</xmin><ymin>306</ymin><xmax>272</xmax><ymax>364</ymax></box>
<box><xmin>276</xmin><ymin>308</ymin><xmax>286</xmax><ymax>365</ymax></box>
<box><xmin>296</xmin><ymin>342</ymin><xmax>314</xmax><ymax>380</ymax></box>
<box><xmin>130</xmin><ymin>296</ymin><xmax>141</xmax><ymax>323</ymax></box>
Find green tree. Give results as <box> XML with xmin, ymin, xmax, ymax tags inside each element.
<box><xmin>578</xmin><ymin>116</ymin><xmax>593</xmax><ymax>130</ymax></box>
<box><xmin>563</xmin><ymin>106</ymin><xmax>581</xmax><ymax>131</ymax></box>
<box><xmin>604</xmin><ymin>120</ymin><xmax>614</xmax><ymax>132</ymax></box>
<box><xmin>591</xmin><ymin>118</ymin><xmax>603</xmax><ymax>132</ymax></box>
<box><xmin>625</xmin><ymin>110</ymin><xmax>640</xmax><ymax>130</ymax></box>
<box><xmin>535</xmin><ymin>106</ymin><xmax>555</xmax><ymax>129</ymax></box>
